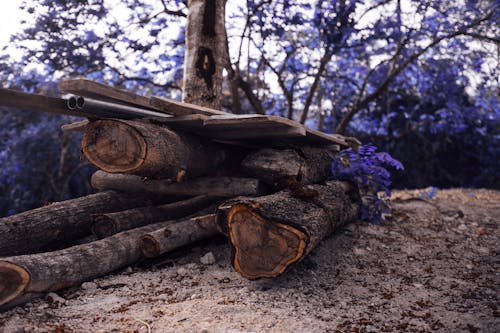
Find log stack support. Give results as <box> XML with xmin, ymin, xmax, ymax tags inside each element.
<box><xmin>0</xmin><ymin>79</ymin><xmax>362</xmax><ymax>309</ymax></box>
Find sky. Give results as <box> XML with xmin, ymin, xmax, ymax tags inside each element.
<box><xmin>0</xmin><ymin>2</ymin><xmax>23</xmax><ymax>47</ymax></box>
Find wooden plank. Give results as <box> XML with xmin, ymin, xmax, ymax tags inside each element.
<box><xmin>0</xmin><ymin>88</ymin><xmax>92</xmax><ymax>118</ymax></box>
<box><xmin>59</xmin><ymin>79</ymin><xmax>160</xmax><ymax>111</ymax></box>
<box><xmin>145</xmin><ymin>114</ymin><xmax>207</xmax><ymax>131</ymax></box>
<box><xmin>149</xmin><ymin>96</ymin><xmax>229</xmax><ymax>116</ymax></box>
<box><xmin>303</xmin><ymin>128</ymin><xmax>353</xmax><ymax>148</ymax></box>
<box><xmin>61</xmin><ymin>120</ymin><xmax>89</xmax><ymax>132</ymax></box>
<box><xmin>58</xmin><ymin>79</ymin><xmax>357</xmax><ymax>148</ymax></box>
<box><xmin>201</xmin><ymin>114</ymin><xmax>306</xmax><ymax>139</ymax></box>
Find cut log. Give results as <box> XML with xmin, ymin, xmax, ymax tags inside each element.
<box><xmin>140</xmin><ymin>214</ymin><xmax>218</xmax><ymax>258</ymax></box>
<box><xmin>0</xmin><ymin>219</ymin><xmax>179</xmax><ymax>310</ymax></box>
<box><xmin>91</xmin><ymin>170</ymin><xmax>264</xmax><ymax>197</ymax></box>
<box><xmin>0</xmin><ymin>191</ymin><xmax>162</xmax><ymax>257</ymax></box>
<box><xmin>82</xmin><ymin>119</ymin><xmax>227</xmax><ymax>180</ymax></box>
<box><xmin>241</xmin><ymin>146</ymin><xmax>334</xmax><ymax>188</ymax></box>
<box><xmin>216</xmin><ymin>181</ymin><xmax>360</xmax><ymax>279</ymax></box>
<box><xmin>91</xmin><ymin>195</ymin><xmax>218</xmax><ymax>238</ymax></box>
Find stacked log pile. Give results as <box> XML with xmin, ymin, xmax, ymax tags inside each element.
<box><xmin>0</xmin><ymin>81</ymin><xmax>361</xmax><ymax>310</ymax></box>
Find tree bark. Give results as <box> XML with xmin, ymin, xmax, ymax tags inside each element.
<box><xmin>0</xmin><ymin>219</ymin><xmax>181</xmax><ymax>310</ymax></box>
<box><xmin>182</xmin><ymin>0</ymin><xmax>228</xmax><ymax>109</ymax></box>
<box><xmin>241</xmin><ymin>146</ymin><xmax>334</xmax><ymax>188</ymax></box>
<box><xmin>82</xmin><ymin>119</ymin><xmax>227</xmax><ymax>180</ymax></box>
<box><xmin>91</xmin><ymin>170</ymin><xmax>264</xmax><ymax>197</ymax></box>
<box><xmin>0</xmin><ymin>191</ymin><xmax>161</xmax><ymax>257</ymax></box>
<box><xmin>140</xmin><ymin>214</ymin><xmax>218</xmax><ymax>258</ymax></box>
<box><xmin>216</xmin><ymin>181</ymin><xmax>360</xmax><ymax>279</ymax></box>
<box><xmin>91</xmin><ymin>195</ymin><xmax>218</xmax><ymax>238</ymax></box>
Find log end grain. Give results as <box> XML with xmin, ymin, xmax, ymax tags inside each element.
<box><xmin>90</xmin><ymin>215</ymin><xmax>118</xmax><ymax>239</ymax></box>
<box><xmin>227</xmin><ymin>204</ymin><xmax>307</xmax><ymax>279</ymax></box>
<box><xmin>0</xmin><ymin>261</ymin><xmax>30</xmax><ymax>307</ymax></box>
<box><xmin>82</xmin><ymin>119</ymin><xmax>147</xmax><ymax>173</ymax></box>
<box><xmin>140</xmin><ymin>235</ymin><xmax>161</xmax><ymax>258</ymax></box>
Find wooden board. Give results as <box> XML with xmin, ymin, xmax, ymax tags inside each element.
<box><xmin>0</xmin><ymin>88</ymin><xmax>92</xmax><ymax>118</ymax></box>
<box><xmin>59</xmin><ymin>79</ymin><xmax>159</xmax><ymax>111</ymax></box>
<box><xmin>58</xmin><ymin>79</ymin><xmax>355</xmax><ymax>148</ymax></box>
<box><xmin>150</xmin><ymin>96</ymin><xmax>228</xmax><ymax>116</ymax></box>
<box><xmin>200</xmin><ymin>114</ymin><xmax>306</xmax><ymax>139</ymax></box>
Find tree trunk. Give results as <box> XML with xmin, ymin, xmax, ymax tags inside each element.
<box><xmin>0</xmin><ymin>191</ymin><xmax>161</xmax><ymax>257</ymax></box>
<box><xmin>0</xmin><ymin>219</ymin><xmax>181</xmax><ymax>310</ymax></box>
<box><xmin>140</xmin><ymin>214</ymin><xmax>218</xmax><ymax>258</ymax></box>
<box><xmin>182</xmin><ymin>0</ymin><xmax>228</xmax><ymax>109</ymax></box>
<box><xmin>91</xmin><ymin>195</ymin><xmax>218</xmax><ymax>238</ymax></box>
<box><xmin>91</xmin><ymin>170</ymin><xmax>264</xmax><ymax>197</ymax></box>
<box><xmin>216</xmin><ymin>181</ymin><xmax>360</xmax><ymax>279</ymax></box>
<box><xmin>241</xmin><ymin>146</ymin><xmax>334</xmax><ymax>188</ymax></box>
<box><xmin>82</xmin><ymin>119</ymin><xmax>227</xmax><ymax>180</ymax></box>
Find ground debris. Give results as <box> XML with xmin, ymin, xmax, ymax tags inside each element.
<box><xmin>0</xmin><ymin>188</ymin><xmax>498</xmax><ymax>332</ymax></box>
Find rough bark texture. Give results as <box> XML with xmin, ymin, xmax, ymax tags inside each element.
<box><xmin>91</xmin><ymin>170</ymin><xmax>264</xmax><ymax>197</ymax></box>
<box><xmin>82</xmin><ymin>119</ymin><xmax>227</xmax><ymax>180</ymax></box>
<box><xmin>182</xmin><ymin>0</ymin><xmax>228</xmax><ymax>109</ymax></box>
<box><xmin>91</xmin><ymin>195</ymin><xmax>218</xmax><ymax>238</ymax></box>
<box><xmin>241</xmin><ymin>146</ymin><xmax>333</xmax><ymax>188</ymax></box>
<box><xmin>0</xmin><ymin>191</ymin><xmax>160</xmax><ymax>257</ymax></box>
<box><xmin>140</xmin><ymin>214</ymin><xmax>218</xmax><ymax>258</ymax></box>
<box><xmin>0</xmin><ymin>220</ymin><xmax>179</xmax><ymax>310</ymax></box>
<box><xmin>216</xmin><ymin>181</ymin><xmax>360</xmax><ymax>279</ymax></box>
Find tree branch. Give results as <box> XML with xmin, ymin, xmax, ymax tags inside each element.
<box><xmin>299</xmin><ymin>49</ymin><xmax>333</xmax><ymax>124</ymax></box>
<box><xmin>335</xmin><ymin>10</ymin><xmax>496</xmax><ymax>134</ymax></box>
<box><xmin>160</xmin><ymin>0</ymin><xmax>187</xmax><ymax>17</ymax></box>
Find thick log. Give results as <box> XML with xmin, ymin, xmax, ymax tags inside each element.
<box><xmin>0</xmin><ymin>191</ymin><xmax>161</xmax><ymax>257</ymax></box>
<box><xmin>0</xmin><ymin>220</ymin><xmax>180</xmax><ymax>310</ymax></box>
<box><xmin>216</xmin><ymin>181</ymin><xmax>360</xmax><ymax>279</ymax></box>
<box><xmin>241</xmin><ymin>146</ymin><xmax>333</xmax><ymax>188</ymax></box>
<box><xmin>82</xmin><ymin>119</ymin><xmax>227</xmax><ymax>180</ymax></box>
<box><xmin>91</xmin><ymin>195</ymin><xmax>218</xmax><ymax>238</ymax></box>
<box><xmin>140</xmin><ymin>214</ymin><xmax>218</xmax><ymax>258</ymax></box>
<box><xmin>91</xmin><ymin>170</ymin><xmax>264</xmax><ymax>197</ymax></box>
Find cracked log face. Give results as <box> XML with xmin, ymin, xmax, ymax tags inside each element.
<box><xmin>83</xmin><ymin>119</ymin><xmax>227</xmax><ymax>179</ymax></box>
<box><xmin>0</xmin><ymin>262</ymin><xmax>30</xmax><ymax>308</ymax></box>
<box><xmin>82</xmin><ymin>119</ymin><xmax>147</xmax><ymax>174</ymax></box>
<box><xmin>227</xmin><ymin>205</ymin><xmax>307</xmax><ymax>279</ymax></box>
<box><xmin>218</xmin><ymin>181</ymin><xmax>360</xmax><ymax>279</ymax></box>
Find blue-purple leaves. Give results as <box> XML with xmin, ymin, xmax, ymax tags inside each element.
<box><xmin>331</xmin><ymin>144</ymin><xmax>404</xmax><ymax>223</ymax></box>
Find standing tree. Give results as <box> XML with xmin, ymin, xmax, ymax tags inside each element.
<box><xmin>182</xmin><ymin>0</ymin><xmax>228</xmax><ymax>109</ymax></box>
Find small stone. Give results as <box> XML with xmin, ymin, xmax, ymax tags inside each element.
<box><xmin>81</xmin><ymin>282</ymin><xmax>98</xmax><ymax>291</ymax></box>
<box><xmin>177</xmin><ymin>267</ymin><xmax>189</xmax><ymax>277</ymax></box>
<box><xmin>200</xmin><ymin>252</ymin><xmax>216</xmax><ymax>265</ymax></box>
<box><xmin>458</xmin><ymin>224</ymin><xmax>467</xmax><ymax>231</ymax></box>
<box><xmin>46</xmin><ymin>292</ymin><xmax>66</xmax><ymax>304</ymax></box>
<box><xmin>413</xmin><ymin>283</ymin><xmax>424</xmax><ymax>288</ymax></box>
<box><xmin>466</xmin><ymin>264</ymin><xmax>473</xmax><ymax>270</ymax></box>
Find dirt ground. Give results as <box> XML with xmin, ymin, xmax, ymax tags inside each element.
<box><xmin>0</xmin><ymin>188</ymin><xmax>498</xmax><ymax>333</ymax></box>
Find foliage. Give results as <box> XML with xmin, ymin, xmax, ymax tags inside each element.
<box><xmin>0</xmin><ymin>0</ymin><xmax>499</xmax><ymax>216</ymax></box>
<box><xmin>331</xmin><ymin>144</ymin><xmax>404</xmax><ymax>222</ymax></box>
<box><xmin>0</xmin><ymin>108</ymin><xmax>95</xmax><ymax>216</ymax></box>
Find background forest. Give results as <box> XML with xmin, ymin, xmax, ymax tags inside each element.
<box><xmin>0</xmin><ymin>0</ymin><xmax>498</xmax><ymax>217</ymax></box>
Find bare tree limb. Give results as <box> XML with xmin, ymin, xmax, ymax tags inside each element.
<box><xmin>335</xmin><ymin>10</ymin><xmax>496</xmax><ymax>134</ymax></box>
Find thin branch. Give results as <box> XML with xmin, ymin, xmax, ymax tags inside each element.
<box><xmin>335</xmin><ymin>10</ymin><xmax>495</xmax><ymax>134</ymax></box>
<box><xmin>160</xmin><ymin>0</ymin><xmax>187</xmax><ymax>17</ymax></box>
<box><xmin>299</xmin><ymin>49</ymin><xmax>333</xmax><ymax>123</ymax></box>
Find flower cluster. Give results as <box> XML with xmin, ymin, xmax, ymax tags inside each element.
<box><xmin>331</xmin><ymin>144</ymin><xmax>404</xmax><ymax>223</ymax></box>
